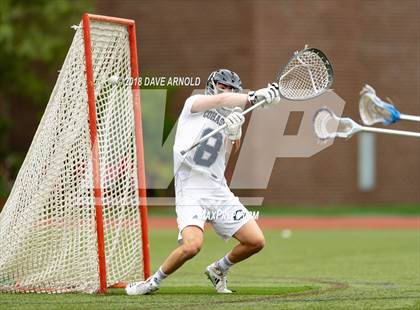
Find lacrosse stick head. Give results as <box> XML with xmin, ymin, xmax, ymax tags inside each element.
<box><xmin>277</xmin><ymin>47</ymin><xmax>334</xmax><ymax>100</ymax></box>
<box><xmin>359</xmin><ymin>84</ymin><xmax>401</xmax><ymax>125</ymax></box>
<box><xmin>313</xmin><ymin>108</ymin><xmax>360</xmax><ymax>140</ymax></box>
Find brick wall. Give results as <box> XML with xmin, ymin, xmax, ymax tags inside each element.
<box><xmin>92</xmin><ymin>0</ymin><xmax>420</xmax><ymax>204</ymax></box>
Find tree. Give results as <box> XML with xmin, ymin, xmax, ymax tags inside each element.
<box><xmin>0</xmin><ymin>0</ymin><xmax>92</xmax><ymax>201</ymax></box>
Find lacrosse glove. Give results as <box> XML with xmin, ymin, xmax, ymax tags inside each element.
<box><xmin>248</xmin><ymin>83</ymin><xmax>281</xmax><ymax>107</ymax></box>
<box><xmin>224</xmin><ymin>107</ymin><xmax>245</xmax><ymax>141</ymax></box>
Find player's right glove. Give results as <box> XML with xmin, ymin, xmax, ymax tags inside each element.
<box><xmin>247</xmin><ymin>83</ymin><xmax>281</xmax><ymax>107</ymax></box>
<box><xmin>224</xmin><ymin>107</ymin><xmax>245</xmax><ymax>141</ymax></box>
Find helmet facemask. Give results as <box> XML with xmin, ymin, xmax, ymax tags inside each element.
<box><xmin>205</xmin><ymin>69</ymin><xmax>243</xmax><ymax>95</ymax></box>
<box><xmin>205</xmin><ymin>69</ymin><xmax>243</xmax><ymax>113</ymax></box>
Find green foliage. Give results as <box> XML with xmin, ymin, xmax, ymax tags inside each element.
<box><xmin>0</xmin><ymin>0</ymin><xmax>92</xmax><ymax>199</ymax></box>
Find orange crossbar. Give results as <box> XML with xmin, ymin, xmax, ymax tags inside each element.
<box><xmin>87</xmin><ymin>14</ymin><xmax>135</xmax><ymax>26</ymax></box>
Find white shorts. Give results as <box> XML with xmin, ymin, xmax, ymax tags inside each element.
<box><xmin>176</xmin><ymin>194</ymin><xmax>253</xmax><ymax>242</ymax></box>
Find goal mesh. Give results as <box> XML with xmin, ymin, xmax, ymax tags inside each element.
<box><xmin>0</xmin><ymin>17</ymin><xmax>145</xmax><ymax>293</ymax></box>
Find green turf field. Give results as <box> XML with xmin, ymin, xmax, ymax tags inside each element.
<box><xmin>1</xmin><ymin>228</ymin><xmax>419</xmax><ymax>310</ymax></box>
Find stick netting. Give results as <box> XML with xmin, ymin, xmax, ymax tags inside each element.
<box><xmin>0</xmin><ymin>20</ymin><xmax>144</xmax><ymax>293</ymax></box>
<box><xmin>279</xmin><ymin>48</ymin><xmax>333</xmax><ymax>100</ymax></box>
<box><xmin>313</xmin><ymin>108</ymin><xmax>358</xmax><ymax>140</ymax></box>
<box><xmin>359</xmin><ymin>85</ymin><xmax>400</xmax><ymax>125</ymax></box>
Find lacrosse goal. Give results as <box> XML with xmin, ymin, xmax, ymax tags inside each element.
<box><xmin>0</xmin><ymin>14</ymin><xmax>149</xmax><ymax>293</ymax></box>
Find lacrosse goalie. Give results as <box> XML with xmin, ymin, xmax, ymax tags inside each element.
<box><xmin>126</xmin><ymin>69</ymin><xmax>280</xmax><ymax>295</ymax></box>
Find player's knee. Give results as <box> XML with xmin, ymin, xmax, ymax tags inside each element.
<box><xmin>253</xmin><ymin>237</ymin><xmax>266</xmax><ymax>252</ymax></box>
<box><xmin>247</xmin><ymin>236</ymin><xmax>265</xmax><ymax>253</ymax></box>
<box><xmin>181</xmin><ymin>241</ymin><xmax>202</xmax><ymax>258</ymax></box>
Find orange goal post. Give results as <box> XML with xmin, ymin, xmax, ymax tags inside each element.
<box><xmin>0</xmin><ymin>13</ymin><xmax>150</xmax><ymax>294</ymax></box>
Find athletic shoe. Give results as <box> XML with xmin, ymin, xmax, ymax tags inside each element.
<box><xmin>205</xmin><ymin>263</ymin><xmax>232</xmax><ymax>293</ymax></box>
<box><xmin>125</xmin><ymin>277</ymin><xmax>159</xmax><ymax>295</ymax></box>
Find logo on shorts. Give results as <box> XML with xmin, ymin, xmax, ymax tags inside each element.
<box><xmin>233</xmin><ymin>209</ymin><xmax>245</xmax><ymax>221</ymax></box>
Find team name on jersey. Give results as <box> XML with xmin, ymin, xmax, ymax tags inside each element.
<box><xmin>203</xmin><ymin>110</ymin><xmax>225</xmax><ymax>126</ymax></box>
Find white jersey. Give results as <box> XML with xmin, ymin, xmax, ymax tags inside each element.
<box><xmin>173</xmin><ymin>95</ymin><xmax>234</xmax><ymax>198</ymax></box>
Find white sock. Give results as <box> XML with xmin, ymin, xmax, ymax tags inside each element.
<box><xmin>151</xmin><ymin>267</ymin><xmax>167</xmax><ymax>284</ymax></box>
<box><xmin>215</xmin><ymin>254</ymin><xmax>234</xmax><ymax>273</ymax></box>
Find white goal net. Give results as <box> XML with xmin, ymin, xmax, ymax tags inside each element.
<box><xmin>0</xmin><ymin>14</ymin><xmax>148</xmax><ymax>294</ymax></box>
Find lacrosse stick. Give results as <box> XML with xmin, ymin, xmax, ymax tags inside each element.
<box><xmin>180</xmin><ymin>46</ymin><xmax>334</xmax><ymax>155</ymax></box>
<box><xmin>313</xmin><ymin>108</ymin><xmax>420</xmax><ymax>140</ymax></box>
<box><xmin>359</xmin><ymin>84</ymin><xmax>420</xmax><ymax>125</ymax></box>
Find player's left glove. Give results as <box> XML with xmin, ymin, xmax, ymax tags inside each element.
<box><xmin>224</xmin><ymin>107</ymin><xmax>245</xmax><ymax>141</ymax></box>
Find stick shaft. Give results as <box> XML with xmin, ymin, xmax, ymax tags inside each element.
<box><xmin>400</xmin><ymin>114</ymin><xmax>420</xmax><ymax>122</ymax></box>
<box><xmin>181</xmin><ymin>99</ymin><xmax>267</xmax><ymax>155</ymax></box>
<box><xmin>361</xmin><ymin>126</ymin><xmax>420</xmax><ymax>138</ymax></box>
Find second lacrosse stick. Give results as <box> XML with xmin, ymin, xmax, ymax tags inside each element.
<box><xmin>314</xmin><ymin>108</ymin><xmax>420</xmax><ymax>140</ymax></box>
<box><xmin>359</xmin><ymin>84</ymin><xmax>420</xmax><ymax>125</ymax></box>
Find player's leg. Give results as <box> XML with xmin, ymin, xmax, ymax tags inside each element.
<box><xmin>150</xmin><ymin>225</ymin><xmax>204</xmax><ymax>284</ymax></box>
<box><xmin>228</xmin><ymin>218</ymin><xmax>265</xmax><ymax>263</ymax></box>
<box><xmin>158</xmin><ymin>195</ymin><xmax>206</xmax><ymax>276</ymax></box>
<box><xmin>126</xmin><ymin>225</ymin><xmax>204</xmax><ymax>295</ymax></box>
<box><xmin>205</xmin><ymin>198</ymin><xmax>264</xmax><ymax>293</ymax></box>
<box><xmin>126</xmin><ymin>195</ymin><xmax>205</xmax><ymax>295</ymax></box>
<box><xmin>161</xmin><ymin>225</ymin><xmax>203</xmax><ymax>274</ymax></box>
<box><xmin>208</xmin><ymin>219</ymin><xmax>265</xmax><ymax>277</ymax></box>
